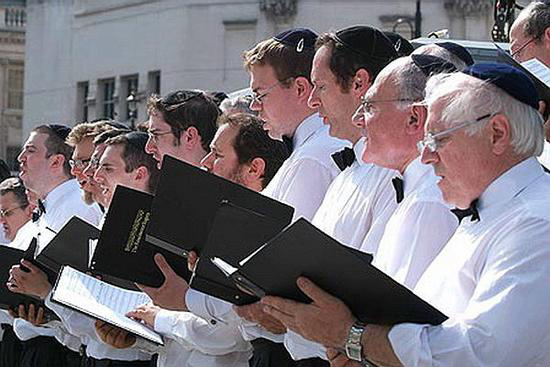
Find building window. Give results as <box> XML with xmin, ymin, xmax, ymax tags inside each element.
<box><xmin>148</xmin><ymin>71</ymin><xmax>160</xmax><ymax>96</ymax></box>
<box><xmin>7</xmin><ymin>68</ymin><xmax>23</xmax><ymax>110</ymax></box>
<box><xmin>99</xmin><ymin>78</ymin><xmax>115</xmax><ymax>119</ymax></box>
<box><xmin>77</xmin><ymin>81</ymin><xmax>89</xmax><ymax>122</ymax></box>
<box><xmin>6</xmin><ymin>146</ymin><xmax>20</xmax><ymax>171</ymax></box>
<box><xmin>122</xmin><ymin>74</ymin><xmax>138</xmax><ymax>122</ymax></box>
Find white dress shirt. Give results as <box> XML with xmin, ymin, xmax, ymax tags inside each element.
<box><xmin>388</xmin><ymin>157</ymin><xmax>550</xmax><ymax>367</ymax></box>
<box><xmin>538</xmin><ymin>140</ymin><xmax>550</xmax><ymax>169</ymax></box>
<box><xmin>367</xmin><ymin>157</ymin><xmax>458</xmax><ymax>289</ymax></box>
<box><xmin>262</xmin><ymin>113</ymin><xmax>348</xmax><ymax>221</ymax></box>
<box><xmin>284</xmin><ymin>139</ymin><xmax>398</xmax><ymax>361</ymax></box>
<box><xmin>134</xmin><ymin>309</ymin><xmax>251</xmax><ymax>367</ymax></box>
<box><xmin>13</xmin><ymin>179</ymin><xmax>102</xmax><ymax>349</ymax></box>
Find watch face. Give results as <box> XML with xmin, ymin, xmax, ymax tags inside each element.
<box><xmin>345</xmin><ymin>343</ymin><xmax>362</xmax><ymax>362</ymax></box>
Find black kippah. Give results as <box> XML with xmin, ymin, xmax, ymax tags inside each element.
<box><xmin>383</xmin><ymin>31</ymin><xmax>414</xmax><ymax>57</ymax></box>
<box><xmin>411</xmin><ymin>54</ymin><xmax>457</xmax><ymax>76</ymax></box>
<box><xmin>124</xmin><ymin>131</ymin><xmax>148</xmax><ymax>150</ymax></box>
<box><xmin>462</xmin><ymin>63</ymin><xmax>539</xmax><ymax>110</ymax></box>
<box><xmin>273</xmin><ymin>28</ymin><xmax>318</xmax><ymax>53</ymax></box>
<box><xmin>435</xmin><ymin>42</ymin><xmax>474</xmax><ymax>66</ymax></box>
<box><xmin>333</xmin><ymin>25</ymin><xmax>398</xmax><ymax>62</ymax></box>
<box><xmin>47</xmin><ymin>124</ymin><xmax>72</xmax><ymax>141</ymax></box>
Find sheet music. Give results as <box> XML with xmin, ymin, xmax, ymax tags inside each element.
<box><xmin>522</xmin><ymin>59</ymin><xmax>550</xmax><ymax>86</ymax></box>
<box><xmin>51</xmin><ymin>266</ymin><xmax>163</xmax><ymax>345</ymax></box>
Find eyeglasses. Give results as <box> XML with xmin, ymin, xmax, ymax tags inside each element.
<box><xmin>417</xmin><ymin>113</ymin><xmax>494</xmax><ymax>154</ymax></box>
<box><xmin>162</xmin><ymin>90</ymin><xmax>203</xmax><ymax>112</ymax></box>
<box><xmin>0</xmin><ymin>205</ymin><xmax>25</xmax><ymax>218</ymax></box>
<box><xmin>69</xmin><ymin>158</ymin><xmax>91</xmax><ymax>170</ymax></box>
<box><xmin>355</xmin><ymin>96</ymin><xmax>416</xmax><ymax>117</ymax></box>
<box><xmin>511</xmin><ymin>32</ymin><xmax>543</xmax><ymax>59</ymax></box>
<box><xmin>147</xmin><ymin>130</ymin><xmax>173</xmax><ymax>143</ymax></box>
<box><xmin>251</xmin><ymin>78</ymin><xmax>292</xmax><ymax>105</ymax></box>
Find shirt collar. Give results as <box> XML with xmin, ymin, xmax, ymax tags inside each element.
<box><xmin>401</xmin><ymin>156</ymin><xmax>431</xmax><ymax>196</ymax></box>
<box><xmin>477</xmin><ymin>157</ymin><xmax>544</xmax><ymax>214</ymax></box>
<box><xmin>292</xmin><ymin>113</ymin><xmax>323</xmax><ymax>149</ymax></box>
<box><xmin>353</xmin><ymin>138</ymin><xmax>368</xmax><ymax>166</ymax></box>
<box><xmin>42</xmin><ymin>179</ymin><xmax>78</xmax><ymax>211</ymax></box>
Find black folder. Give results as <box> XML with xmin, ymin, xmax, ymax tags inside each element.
<box><xmin>91</xmin><ymin>185</ymin><xmax>191</xmax><ymax>288</ymax></box>
<box><xmin>0</xmin><ymin>245</ymin><xmax>56</xmax><ymax>320</ymax></box>
<box><xmin>145</xmin><ymin>156</ymin><xmax>295</xmax><ymax>257</ymax></box>
<box><xmin>495</xmin><ymin>43</ymin><xmax>550</xmax><ymax>119</ymax></box>
<box><xmin>35</xmin><ymin>217</ymin><xmax>99</xmax><ymax>274</ymax></box>
<box><xmin>190</xmin><ymin>202</ymin><xmax>290</xmax><ymax>305</ymax></box>
<box><xmin>213</xmin><ymin>218</ymin><xmax>446</xmax><ymax>326</ymax></box>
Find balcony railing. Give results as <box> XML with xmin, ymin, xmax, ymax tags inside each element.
<box><xmin>1</xmin><ymin>7</ymin><xmax>26</xmax><ymax>29</ymax></box>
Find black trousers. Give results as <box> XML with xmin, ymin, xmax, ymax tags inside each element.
<box><xmin>0</xmin><ymin>324</ymin><xmax>23</xmax><ymax>367</ymax></box>
<box><xmin>249</xmin><ymin>338</ymin><xmax>296</xmax><ymax>367</ymax></box>
<box><xmin>20</xmin><ymin>336</ymin><xmax>76</xmax><ymax>367</ymax></box>
<box><xmin>295</xmin><ymin>357</ymin><xmax>330</xmax><ymax>367</ymax></box>
<box><xmin>81</xmin><ymin>356</ymin><xmax>152</xmax><ymax>367</ymax></box>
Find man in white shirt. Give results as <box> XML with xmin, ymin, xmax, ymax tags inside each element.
<box><xmin>10</xmin><ymin>124</ymin><xmax>102</xmax><ymax>367</ymax></box>
<box><xmin>263</xmin><ymin>63</ymin><xmax>550</xmax><ymax>367</ymax></box>
<box><xmin>283</xmin><ymin>26</ymin><xmax>399</xmax><ymax>366</ymax></box>
<box><xmin>510</xmin><ymin>1</ymin><xmax>550</xmax><ymax>168</ymax></box>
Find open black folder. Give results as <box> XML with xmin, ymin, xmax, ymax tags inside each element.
<box><xmin>0</xmin><ymin>245</ymin><xmax>57</xmax><ymax>321</ymax></box>
<box><xmin>212</xmin><ymin>218</ymin><xmax>447</xmax><ymax>326</ymax></box>
<box><xmin>145</xmin><ymin>156</ymin><xmax>295</xmax><ymax>257</ymax></box>
<box><xmin>35</xmin><ymin>217</ymin><xmax>99</xmax><ymax>274</ymax></box>
<box><xmin>91</xmin><ymin>186</ymin><xmax>191</xmax><ymax>288</ymax></box>
<box><xmin>192</xmin><ymin>202</ymin><xmax>373</xmax><ymax>305</ymax></box>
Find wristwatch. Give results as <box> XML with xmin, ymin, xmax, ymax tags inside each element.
<box><xmin>345</xmin><ymin>320</ymin><xmax>366</xmax><ymax>362</ymax></box>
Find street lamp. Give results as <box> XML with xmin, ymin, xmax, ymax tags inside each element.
<box><xmin>126</xmin><ymin>91</ymin><xmax>138</xmax><ymax>128</ymax></box>
<box><xmin>415</xmin><ymin>0</ymin><xmax>422</xmax><ymax>38</ymax></box>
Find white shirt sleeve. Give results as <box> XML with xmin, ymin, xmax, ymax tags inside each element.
<box><xmin>388</xmin><ymin>219</ymin><xmax>550</xmax><ymax>367</ymax></box>
<box><xmin>154</xmin><ymin>309</ymin><xmax>251</xmax><ymax>356</ymax></box>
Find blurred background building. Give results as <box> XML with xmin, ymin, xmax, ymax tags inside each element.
<box><xmin>0</xmin><ymin>0</ymin><xmax>24</xmax><ymax>171</ymax></box>
<box><xmin>10</xmin><ymin>0</ymin><xmax>500</xmax><ymax>168</ymax></box>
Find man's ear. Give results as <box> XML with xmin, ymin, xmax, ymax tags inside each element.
<box><xmin>49</xmin><ymin>154</ymin><xmax>65</xmax><ymax>171</ymax></box>
<box><xmin>351</xmin><ymin>69</ymin><xmax>372</xmax><ymax>98</ymax></box>
<box><xmin>406</xmin><ymin>104</ymin><xmax>428</xmax><ymax>136</ymax></box>
<box><xmin>181</xmin><ymin>126</ymin><xmax>202</xmax><ymax>150</ymax></box>
<box><xmin>134</xmin><ymin>166</ymin><xmax>150</xmax><ymax>183</ymax></box>
<box><xmin>489</xmin><ymin>114</ymin><xmax>511</xmax><ymax>155</ymax></box>
<box><xmin>247</xmin><ymin>157</ymin><xmax>266</xmax><ymax>182</ymax></box>
<box><xmin>294</xmin><ymin>76</ymin><xmax>313</xmax><ymax>102</ymax></box>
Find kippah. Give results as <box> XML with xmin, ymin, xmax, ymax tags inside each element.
<box><xmin>383</xmin><ymin>31</ymin><xmax>414</xmax><ymax>57</ymax></box>
<box><xmin>47</xmin><ymin>124</ymin><xmax>72</xmax><ymax>141</ymax></box>
<box><xmin>124</xmin><ymin>131</ymin><xmax>148</xmax><ymax>149</ymax></box>
<box><xmin>411</xmin><ymin>54</ymin><xmax>457</xmax><ymax>76</ymax></box>
<box><xmin>435</xmin><ymin>42</ymin><xmax>474</xmax><ymax>66</ymax></box>
<box><xmin>462</xmin><ymin>63</ymin><xmax>539</xmax><ymax>110</ymax></box>
<box><xmin>333</xmin><ymin>25</ymin><xmax>398</xmax><ymax>61</ymax></box>
<box><xmin>273</xmin><ymin>28</ymin><xmax>318</xmax><ymax>53</ymax></box>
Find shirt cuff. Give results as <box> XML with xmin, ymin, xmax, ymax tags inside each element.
<box><xmin>154</xmin><ymin>309</ymin><xmax>179</xmax><ymax>336</ymax></box>
<box><xmin>387</xmin><ymin>323</ymin><xmax>427</xmax><ymax>367</ymax></box>
<box><xmin>185</xmin><ymin>289</ymin><xmax>232</xmax><ymax>325</ymax></box>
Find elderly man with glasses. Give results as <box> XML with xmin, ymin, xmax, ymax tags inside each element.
<box><xmin>261</xmin><ymin>63</ymin><xmax>550</xmax><ymax>367</ymax></box>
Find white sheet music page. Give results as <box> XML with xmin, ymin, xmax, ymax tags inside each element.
<box><xmin>51</xmin><ymin>266</ymin><xmax>163</xmax><ymax>345</ymax></box>
<box><xmin>522</xmin><ymin>58</ymin><xmax>550</xmax><ymax>86</ymax></box>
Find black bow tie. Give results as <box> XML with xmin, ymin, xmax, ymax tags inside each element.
<box><xmin>32</xmin><ymin>199</ymin><xmax>46</xmax><ymax>223</ymax></box>
<box><xmin>391</xmin><ymin>177</ymin><xmax>404</xmax><ymax>204</ymax></box>
<box><xmin>451</xmin><ymin>199</ymin><xmax>480</xmax><ymax>223</ymax></box>
<box><xmin>282</xmin><ymin>135</ymin><xmax>294</xmax><ymax>154</ymax></box>
<box><xmin>331</xmin><ymin>147</ymin><xmax>355</xmax><ymax>171</ymax></box>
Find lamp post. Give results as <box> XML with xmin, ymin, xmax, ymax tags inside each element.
<box><xmin>415</xmin><ymin>0</ymin><xmax>422</xmax><ymax>38</ymax></box>
<box><xmin>126</xmin><ymin>91</ymin><xmax>138</xmax><ymax>128</ymax></box>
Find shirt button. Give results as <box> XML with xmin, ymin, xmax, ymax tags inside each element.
<box><xmin>210</xmin><ymin>319</ymin><xmax>217</xmax><ymax>325</ymax></box>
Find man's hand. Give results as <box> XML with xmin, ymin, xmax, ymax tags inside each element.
<box><xmin>17</xmin><ymin>303</ymin><xmax>46</xmax><ymax>326</ymax></box>
<box><xmin>261</xmin><ymin>276</ymin><xmax>355</xmax><ymax>347</ymax></box>
<box><xmin>8</xmin><ymin>260</ymin><xmax>51</xmax><ymax>299</ymax></box>
<box><xmin>326</xmin><ymin>348</ymin><xmax>362</xmax><ymax>367</ymax></box>
<box><xmin>136</xmin><ymin>254</ymin><xmax>189</xmax><ymax>311</ymax></box>
<box><xmin>234</xmin><ymin>302</ymin><xmax>287</xmax><ymax>334</ymax></box>
<box><xmin>187</xmin><ymin>250</ymin><xmax>198</xmax><ymax>272</ymax></box>
<box><xmin>95</xmin><ymin>320</ymin><xmax>136</xmax><ymax>349</ymax></box>
<box><xmin>126</xmin><ymin>303</ymin><xmax>161</xmax><ymax>328</ymax></box>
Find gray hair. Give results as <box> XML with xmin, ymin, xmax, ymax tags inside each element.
<box><xmin>425</xmin><ymin>72</ymin><xmax>544</xmax><ymax>157</ymax></box>
<box><xmin>413</xmin><ymin>44</ymin><xmax>467</xmax><ymax>70</ymax></box>
<box><xmin>518</xmin><ymin>1</ymin><xmax>550</xmax><ymax>39</ymax></box>
<box><xmin>219</xmin><ymin>95</ymin><xmax>257</xmax><ymax>117</ymax></box>
<box><xmin>381</xmin><ymin>56</ymin><xmax>429</xmax><ymax>110</ymax></box>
